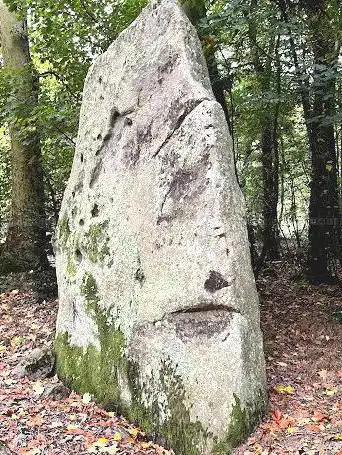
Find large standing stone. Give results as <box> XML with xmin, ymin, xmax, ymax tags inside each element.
<box><xmin>54</xmin><ymin>0</ymin><xmax>267</xmax><ymax>453</ymax></box>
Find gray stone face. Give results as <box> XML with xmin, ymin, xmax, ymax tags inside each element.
<box><xmin>54</xmin><ymin>0</ymin><xmax>267</xmax><ymax>453</ymax></box>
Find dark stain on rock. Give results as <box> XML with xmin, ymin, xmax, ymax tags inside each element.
<box><xmin>165</xmin><ymin>309</ymin><xmax>234</xmax><ymax>340</ymax></box>
<box><xmin>91</xmin><ymin>204</ymin><xmax>99</xmax><ymax>217</ymax></box>
<box><xmin>137</xmin><ymin>123</ymin><xmax>152</xmax><ymax>145</ymax></box>
<box><xmin>73</xmin><ymin>179</ymin><xmax>84</xmax><ymax>196</ymax></box>
<box><xmin>172</xmin><ymin>303</ymin><xmax>239</xmax><ymax>315</ymax></box>
<box><xmin>109</xmin><ymin>108</ymin><xmax>120</xmax><ymax>127</ymax></box>
<box><xmin>204</xmin><ymin>270</ymin><xmax>230</xmax><ymax>293</ymax></box>
<box><xmin>135</xmin><ymin>257</ymin><xmax>145</xmax><ymax>284</ymax></box>
<box><xmin>103</xmin><ymin>131</ymin><xmax>113</xmax><ymax>143</ymax></box>
<box><xmin>124</xmin><ymin>140</ymin><xmax>140</xmax><ymax>168</ymax></box>
<box><xmin>96</xmin><ymin>131</ymin><xmax>112</xmax><ymax>155</ymax></box>
<box><xmin>168</xmin><ymin>169</ymin><xmax>193</xmax><ymax>199</ymax></box>
<box><xmin>157</xmin><ymin>214</ymin><xmax>174</xmax><ymax>225</ymax></box>
<box><xmin>89</xmin><ymin>160</ymin><xmax>103</xmax><ymax>188</ymax></box>
<box><xmin>158</xmin><ymin>52</ymin><xmax>179</xmax><ymax>84</ymax></box>
<box><xmin>75</xmin><ymin>249</ymin><xmax>83</xmax><ymax>263</ymax></box>
<box><xmin>156</xmin><ymin>156</ymin><xmax>210</xmax><ymax>225</ymax></box>
<box><xmin>167</xmin><ymin>153</ymin><xmax>210</xmax><ymax>202</ymax></box>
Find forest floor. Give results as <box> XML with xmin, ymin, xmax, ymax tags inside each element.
<box><xmin>0</xmin><ymin>264</ymin><xmax>341</xmax><ymax>455</ymax></box>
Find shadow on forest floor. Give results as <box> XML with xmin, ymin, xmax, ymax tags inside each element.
<box><xmin>0</xmin><ymin>264</ymin><xmax>341</xmax><ymax>454</ymax></box>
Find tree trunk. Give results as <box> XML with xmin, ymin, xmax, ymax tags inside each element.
<box><xmin>305</xmin><ymin>0</ymin><xmax>340</xmax><ymax>283</ymax></box>
<box><xmin>248</xmin><ymin>0</ymin><xmax>280</xmax><ymax>263</ymax></box>
<box><xmin>0</xmin><ymin>1</ymin><xmax>49</xmax><ymax>273</ymax></box>
<box><xmin>260</xmin><ymin>119</ymin><xmax>280</xmax><ymax>260</ymax></box>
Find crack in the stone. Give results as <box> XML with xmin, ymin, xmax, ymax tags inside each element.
<box><xmin>157</xmin><ymin>188</ymin><xmax>172</xmax><ymax>225</ymax></box>
<box><xmin>169</xmin><ymin>304</ymin><xmax>240</xmax><ymax>316</ymax></box>
<box><xmin>152</xmin><ymin>98</ymin><xmax>210</xmax><ymax>158</ymax></box>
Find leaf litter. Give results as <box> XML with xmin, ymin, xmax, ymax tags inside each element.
<box><xmin>234</xmin><ymin>263</ymin><xmax>342</xmax><ymax>455</ymax></box>
<box><xmin>0</xmin><ymin>290</ymin><xmax>171</xmax><ymax>455</ymax></box>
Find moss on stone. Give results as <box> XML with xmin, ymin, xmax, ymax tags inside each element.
<box><xmin>66</xmin><ymin>255</ymin><xmax>77</xmax><ymax>277</ymax></box>
<box><xmin>212</xmin><ymin>392</ymin><xmax>267</xmax><ymax>454</ymax></box>
<box><xmin>80</xmin><ymin>272</ymin><xmax>99</xmax><ymax>304</ymax></box>
<box><xmin>58</xmin><ymin>215</ymin><xmax>71</xmax><ymax>243</ymax></box>
<box><xmin>85</xmin><ymin>221</ymin><xmax>110</xmax><ymax>263</ymax></box>
<box><xmin>56</xmin><ymin>271</ymin><xmax>207</xmax><ymax>453</ymax></box>
<box><xmin>56</xmin><ymin>273</ymin><xmax>127</xmax><ymax>404</ymax></box>
<box><xmin>125</xmin><ymin>361</ymin><xmax>210</xmax><ymax>455</ymax></box>
<box><xmin>56</xmin><ymin>273</ymin><xmax>266</xmax><ymax>455</ymax></box>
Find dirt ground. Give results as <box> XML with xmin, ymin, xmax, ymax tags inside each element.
<box><xmin>0</xmin><ymin>265</ymin><xmax>341</xmax><ymax>454</ymax></box>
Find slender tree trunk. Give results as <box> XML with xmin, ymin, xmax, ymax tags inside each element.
<box><xmin>0</xmin><ymin>1</ymin><xmax>49</xmax><ymax>272</ymax></box>
<box><xmin>260</xmin><ymin>119</ymin><xmax>280</xmax><ymax>259</ymax></box>
<box><xmin>248</xmin><ymin>0</ymin><xmax>280</xmax><ymax>263</ymax></box>
<box><xmin>305</xmin><ymin>0</ymin><xmax>340</xmax><ymax>283</ymax></box>
<box><xmin>307</xmin><ymin>85</ymin><xmax>339</xmax><ymax>282</ymax></box>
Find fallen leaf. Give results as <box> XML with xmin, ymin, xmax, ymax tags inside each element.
<box><xmin>325</xmin><ymin>387</ymin><xmax>337</xmax><ymax>396</ymax></box>
<box><xmin>95</xmin><ymin>437</ymin><xmax>108</xmax><ymax>447</ymax></box>
<box><xmin>27</xmin><ymin>415</ymin><xmax>43</xmax><ymax>427</ymax></box>
<box><xmin>33</xmin><ymin>381</ymin><xmax>45</xmax><ymax>395</ymax></box>
<box><xmin>312</xmin><ymin>411</ymin><xmax>328</xmax><ymax>422</ymax></box>
<box><xmin>18</xmin><ymin>449</ymin><xmax>41</xmax><ymax>455</ymax></box>
<box><xmin>66</xmin><ymin>424</ymin><xmax>80</xmax><ymax>432</ymax></box>
<box><xmin>274</xmin><ymin>384</ymin><xmax>295</xmax><ymax>394</ymax></box>
<box><xmin>128</xmin><ymin>427</ymin><xmax>140</xmax><ymax>438</ymax></box>
<box><xmin>140</xmin><ymin>442</ymin><xmax>153</xmax><ymax>449</ymax></box>
<box><xmin>101</xmin><ymin>446</ymin><xmax>118</xmax><ymax>454</ymax></box>
<box><xmin>272</xmin><ymin>409</ymin><xmax>282</xmax><ymax>424</ymax></box>
<box><xmin>82</xmin><ymin>392</ymin><xmax>92</xmax><ymax>404</ymax></box>
<box><xmin>306</xmin><ymin>423</ymin><xmax>321</xmax><ymax>432</ymax></box>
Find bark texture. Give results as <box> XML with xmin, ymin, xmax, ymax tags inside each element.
<box><xmin>0</xmin><ymin>1</ymin><xmax>48</xmax><ymax>273</ymax></box>
<box><xmin>305</xmin><ymin>0</ymin><xmax>340</xmax><ymax>283</ymax></box>
<box><xmin>248</xmin><ymin>0</ymin><xmax>280</xmax><ymax>264</ymax></box>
